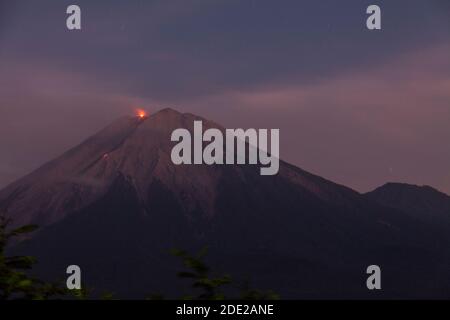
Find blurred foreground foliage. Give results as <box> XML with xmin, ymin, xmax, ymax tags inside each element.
<box><xmin>0</xmin><ymin>215</ymin><xmax>66</xmax><ymax>300</ymax></box>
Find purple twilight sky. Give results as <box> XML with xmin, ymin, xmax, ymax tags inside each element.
<box><xmin>0</xmin><ymin>0</ymin><xmax>450</xmax><ymax>194</ymax></box>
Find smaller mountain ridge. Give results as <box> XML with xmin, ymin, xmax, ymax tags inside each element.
<box><xmin>365</xmin><ymin>182</ymin><xmax>450</xmax><ymax>217</ymax></box>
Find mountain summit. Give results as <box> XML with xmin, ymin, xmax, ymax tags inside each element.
<box><xmin>1</xmin><ymin>109</ymin><xmax>450</xmax><ymax>298</ymax></box>
<box><xmin>0</xmin><ymin>108</ymin><xmax>356</xmax><ymax>227</ymax></box>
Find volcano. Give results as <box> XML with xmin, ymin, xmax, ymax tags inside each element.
<box><xmin>1</xmin><ymin>108</ymin><xmax>450</xmax><ymax>299</ymax></box>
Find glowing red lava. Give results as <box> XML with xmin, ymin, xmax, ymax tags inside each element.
<box><xmin>135</xmin><ymin>109</ymin><xmax>148</xmax><ymax>119</ymax></box>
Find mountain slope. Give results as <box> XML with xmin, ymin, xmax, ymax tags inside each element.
<box><xmin>2</xmin><ymin>108</ymin><xmax>450</xmax><ymax>299</ymax></box>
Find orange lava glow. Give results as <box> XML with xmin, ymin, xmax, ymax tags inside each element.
<box><xmin>135</xmin><ymin>109</ymin><xmax>148</xmax><ymax>119</ymax></box>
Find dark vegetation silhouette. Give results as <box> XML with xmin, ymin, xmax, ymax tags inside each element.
<box><xmin>157</xmin><ymin>248</ymin><xmax>279</xmax><ymax>300</ymax></box>
<box><xmin>0</xmin><ymin>214</ymin><xmax>278</xmax><ymax>300</ymax></box>
<box><xmin>0</xmin><ymin>215</ymin><xmax>66</xmax><ymax>300</ymax></box>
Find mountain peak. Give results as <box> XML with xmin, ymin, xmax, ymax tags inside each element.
<box><xmin>0</xmin><ymin>108</ymin><xmax>228</xmax><ymax>226</ymax></box>
<box><xmin>0</xmin><ymin>108</ymin><xmax>368</xmax><ymax>228</ymax></box>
